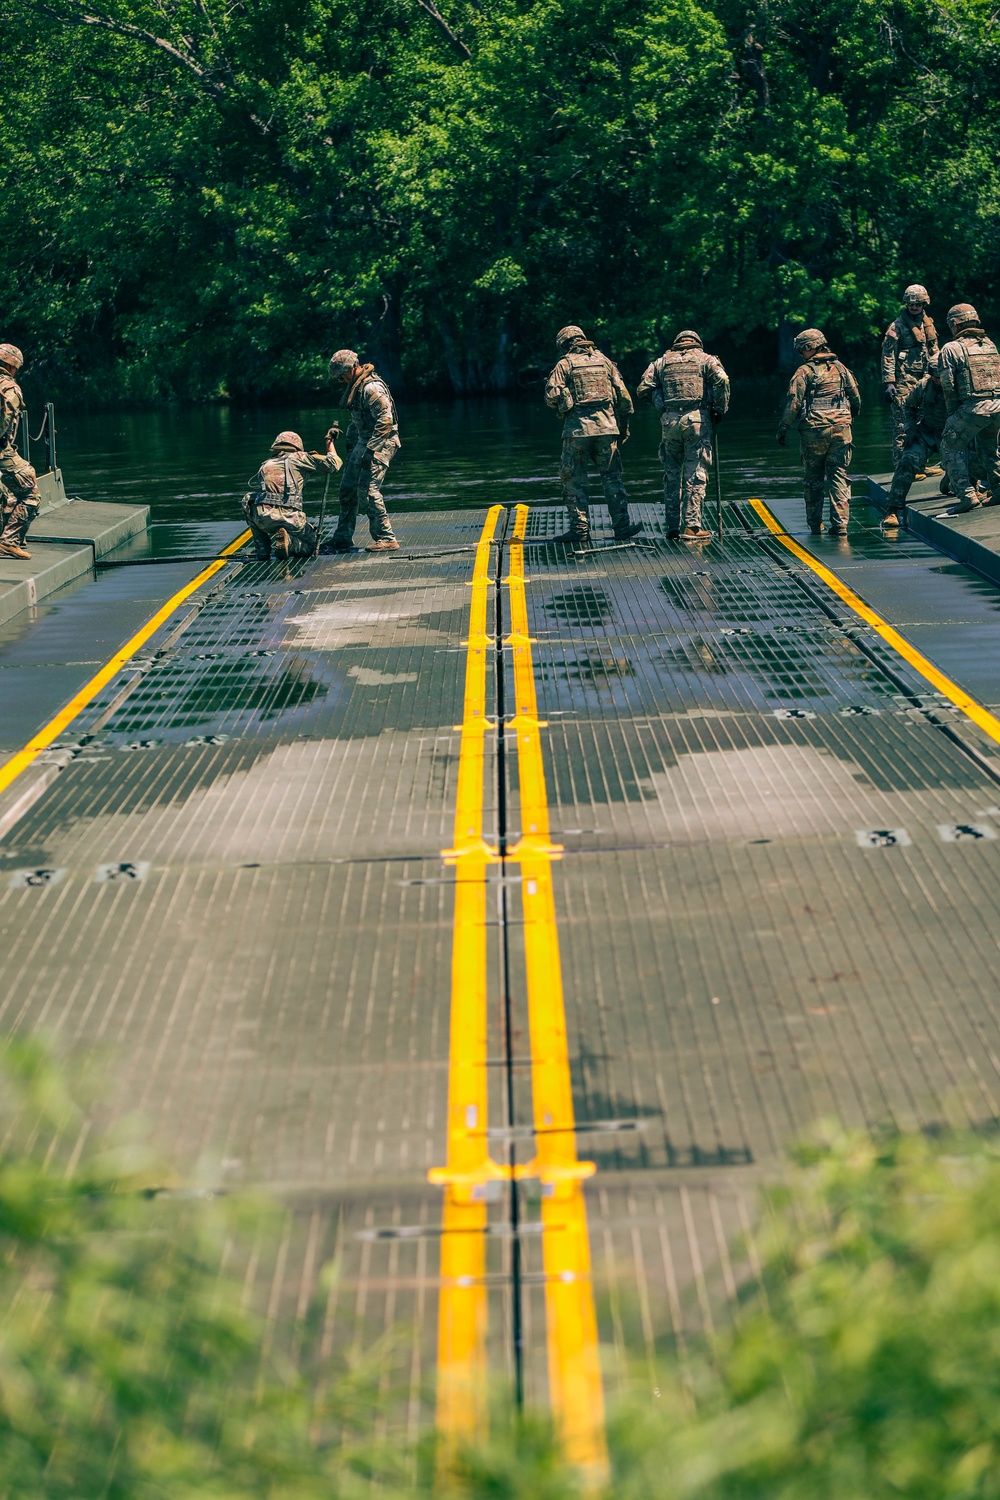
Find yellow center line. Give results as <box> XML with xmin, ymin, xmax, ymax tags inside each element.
<box><xmin>430</xmin><ymin>504</ymin><xmax>505</xmax><ymax>1444</ymax></box>
<box><xmin>506</xmin><ymin>503</ymin><xmax>607</xmax><ymax>1479</ymax></box>
<box><xmin>0</xmin><ymin>530</ymin><xmax>251</xmax><ymax>802</ymax></box>
<box><xmin>750</xmin><ymin>497</ymin><xmax>1000</xmax><ymax>747</ymax></box>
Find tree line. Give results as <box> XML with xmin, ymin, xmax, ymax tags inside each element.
<box><xmin>5</xmin><ymin>0</ymin><xmax>1000</xmax><ymax>401</ymax></box>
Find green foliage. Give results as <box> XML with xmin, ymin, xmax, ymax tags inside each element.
<box><xmin>6</xmin><ymin>0</ymin><xmax>1000</xmax><ymax>395</ymax></box>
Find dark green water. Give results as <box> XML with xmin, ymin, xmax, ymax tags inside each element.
<box><xmin>49</xmin><ymin>379</ymin><xmax>894</xmax><ymax>529</ymax></box>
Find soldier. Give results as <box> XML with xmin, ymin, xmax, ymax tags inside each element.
<box><xmin>938</xmin><ymin>302</ymin><xmax>1000</xmax><ymax>513</ymax></box>
<box><xmin>776</xmin><ymin>328</ymin><xmax>861</xmax><ymax>536</ymax></box>
<box><xmin>636</xmin><ymin>329</ymin><xmax>729</xmax><ymax>542</ymax></box>
<box><xmin>242</xmin><ymin>430</ymin><xmax>342</xmax><ymax>560</ymax></box>
<box><xmin>881</xmin><ymin>285</ymin><xmax>939</xmax><ymax>468</ymax></box>
<box><xmin>0</xmin><ymin>344</ymin><xmax>42</xmax><ymax>561</ymax></box>
<box><xmin>325</xmin><ymin>350</ymin><xmax>401</xmax><ymax>553</ymax></box>
<box><xmin>543</xmin><ymin>325</ymin><xmax>640</xmax><ymax>545</ymax></box>
<box><xmin>883</xmin><ymin>356</ymin><xmax>948</xmax><ymax>526</ymax></box>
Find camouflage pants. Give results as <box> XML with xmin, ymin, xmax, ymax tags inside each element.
<box><xmin>659</xmin><ymin>409</ymin><xmax>712</xmax><ymax>531</ymax></box>
<box><xmin>889</xmin><ymin>379</ymin><xmax>919</xmax><ymax>468</ymax></box>
<box><xmin>800</xmin><ymin>428</ymin><xmax>852</xmax><ymax>530</ymax></box>
<box><xmin>244</xmin><ymin>498</ymin><xmax>316</xmax><ymax>558</ymax></box>
<box><xmin>558</xmin><ymin>434</ymin><xmax>629</xmax><ymax>537</ymax></box>
<box><xmin>0</xmin><ymin>448</ymin><xmax>40</xmax><ymax>547</ymax></box>
<box><xmin>333</xmin><ymin>438</ymin><xmax>398</xmax><ymax>543</ymax></box>
<box><xmin>940</xmin><ymin>400</ymin><xmax>1000</xmax><ymax>509</ymax></box>
<box><xmin>887</xmin><ymin>425</ymin><xmax>944</xmax><ymax>510</ymax></box>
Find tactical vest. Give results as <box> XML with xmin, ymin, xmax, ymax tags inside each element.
<box><xmin>250</xmin><ymin>455</ymin><xmax>304</xmax><ymax>508</ymax></box>
<box><xmin>915</xmin><ymin>378</ymin><xmax>947</xmax><ymax>434</ymax></box>
<box><xmin>0</xmin><ymin>375</ymin><xmax>24</xmax><ymax>448</ymax></box>
<box><xmin>351</xmin><ymin>377</ymin><xmax>398</xmax><ymax>441</ymax></box>
<box><xmin>892</xmin><ymin>314</ymin><xmax>936</xmax><ymax>379</ymax></box>
<box><xmin>954</xmin><ymin>337</ymin><xmax>1000</xmax><ymax>401</ymax></box>
<box><xmin>656</xmin><ymin>351</ymin><xmax>705</xmax><ymax>406</ymax></box>
<box><xmin>566</xmin><ymin>352</ymin><xmax>614</xmax><ymax>406</ymax></box>
<box><xmin>803</xmin><ymin>360</ymin><xmax>849</xmax><ymax>419</ymax></box>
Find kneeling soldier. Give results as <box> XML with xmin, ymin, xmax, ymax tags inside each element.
<box><xmin>0</xmin><ymin>344</ymin><xmax>42</xmax><ymax>560</ymax></box>
<box><xmin>938</xmin><ymin>302</ymin><xmax>1000</xmax><ymax>513</ymax></box>
<box><xmin>543</xmin><ymin>325</ymin><xmax>640</xmax><ymax>545</ymax></box>
<box><xmin>243</xmin><ymin>430</ymin><xmax>342</xmax><ymax>560</ymax></box>
<box><xmin>883</xmin><ymin>356</ymin><xmax>948</xmax><ymax>525</ymax></box>
<box><xmin>637</xmin><ymin>329</ymin><xmax>729</xmax><ymax>542</ymax></box>
<box><xmin>777</xmin><ymin>328</ymin><xmax>860</xmax><ymax>536</ymax></box>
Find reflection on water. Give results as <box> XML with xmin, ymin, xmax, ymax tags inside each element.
<box><xmin>53</xmin><ymin>379</ymin><xmax>893</xmax><ymax>527</ymax></box>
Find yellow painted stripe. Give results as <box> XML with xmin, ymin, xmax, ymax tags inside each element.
<box><xmin>431</xmin><ymin>505</ymin><xmax>505</xmax><ymax>1445</ymax></box>
<box><xmin>507</xmin><ymin>504</ymin><xmax>607</xmax><ymax>1479</ymax></box>
<box><xmin>750</xmin><ymin>497</ymin><xmax>1000</xmax><ymax>747</ymax></box>
<box><xmin>0</xmin><ymin>530</ymin><xmax>251</xmax><ymax>801</ymax></box>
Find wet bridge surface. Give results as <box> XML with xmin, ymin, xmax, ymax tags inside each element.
<box><xmin>4</xmin><ymin>498</ymin><xmax>1000</xmax><ymax>1461</ymax></box>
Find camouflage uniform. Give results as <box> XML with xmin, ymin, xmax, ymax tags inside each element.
<box><xmin>778</xmin><ymin>332</ymin><xmax>861</xmax><ymax>534</ymax></box>
<box><xmin>544</xmin><ymin>328</ymin><xmax>636</xmax><ymax>542</ymax></box>
<box><xmin>636</xmin><ymin>332</ymin><xmax>729</xmax><ymax>536</ymax></box>
<box><xmin>243</xmin><ymin>437</ymin><xmax>342</xmax><ymax>558</ymax></box>
<box><xmin>0</xmin><ymin>364</ymin><xmax>41</xmax><ymax>555</ymax></box>
<box><xmin>881</xmin><ymin>297</ymin><xmax>938</xmax><ymax>467</ymax></box>
<box><xmin>938</xmin><ymin>304</ymin><xmax>1000</xmax><ymax>512</ymax></box>
<box><xmin>886</xmin><ymin>373</ymin><xmax>948</xmax><ymax>513</ymax></box>
<box><xmin>330</xmin><ymin>365</ymin><xmax>400</xmax><ymax>547</ymax></box>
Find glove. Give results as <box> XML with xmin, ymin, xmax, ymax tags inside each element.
<box><xmin>710</xmin><ymin>409</ymin><xmax>725</xmax><ymax>426</ymax></box>
<box><xmin>883</xmin><ymin>383</ymin><xmax>897</xmax><ymax>405</ymax></box>
<box><xmin>776</xmin><ymin>431</ymin><xmax>787</xmax><ymax>447</ymax></box>
<box><xmin>618</xmin><ymin>423</ymin><xmax>630</xmax><ymax>445</ymax></box>
<box><xmin>325</xmin><ymin>423</ymin><xmax>341</xmax><ymax>442</ymax></box>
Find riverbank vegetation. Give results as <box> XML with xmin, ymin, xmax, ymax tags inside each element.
<box><xmin>6</xmin><ymin>1041</ymin><xmax>1000</xmax><ymax>1497</ymax></box>
<box><xmin>5</xmin><ymin>0</ymin><xmax>1000</xmax><ymax>399</ymax></box>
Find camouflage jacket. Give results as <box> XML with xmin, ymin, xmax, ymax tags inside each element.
<box><xmin>938</xmin><ymin>333</ymin><xmax>1000</xmax><ymax>414</ymax></box>
<box><xmin>247</xmin><ymin>449</ymin><xmax>341</xmax><ymax>510</ymax></box>
<box><xmin>778</xmin><ymin>353</ymin><xmax>861</xmax><ymax>436</ymax></box>
<box><xmin>545</xmin><ymin>344</ymin><xmax>633</xmax><ymax>438</ymax></box>
<box><xmin>343</xmin><ymin>365</ymin><xmax>399</xmax><ymax>452</ymax></box>
<box><xmin>0</xmin><ymin>373</ymin><xmax>25</xmax><ymax>451</ymax></box>
<box><xmin>636</xmin><ymin>349</ymin><xmax>730</xmax><ymax>422</ymax></box>
<box><xmin>881</xmin><ymin>311</ymin><xmax>938</xmax><ymax>388</ymax></box>
<box><xmin>902</xmin><ymin>375</ymin><xmax>947</xmax><ymax>442</ymax></box>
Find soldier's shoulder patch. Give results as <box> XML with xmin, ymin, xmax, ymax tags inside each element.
<box><xmin>885</xmin><ymin>324</ymin><xmax>899</xmax><ymax>340</ymax></box>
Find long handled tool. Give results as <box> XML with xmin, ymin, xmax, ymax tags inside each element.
<box><xmin>312</xmin><ymin>424</ymin><xmax>341</xmax><ymax>557</ymax></box>
<box><xmin>712</xmin><ymin>424</ymin><xmax>724</xmax><ymax>541</ymax></box>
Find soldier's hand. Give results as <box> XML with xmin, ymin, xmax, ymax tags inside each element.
<box><xmin>776</xmin><ymin>431</ymin><xmax>787</xmax><ymax>447</ymax></box>
<box><xmin>710</xmin><ymin>409</ymin><xmax>725</xmax><ymax>426</ymax></box>
<box><xmin>883</xmin><ymin>383</ymin><xmax>897</xmax><ymax>405</ymax></box>
<box><xmin>618</xmin><ymin>424</ymin><xmax>630</xmax><ymax>446</ymax></box>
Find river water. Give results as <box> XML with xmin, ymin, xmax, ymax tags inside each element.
<box><xmin>49</xmin><ymin>378</ymin><xmax>894</xmax><ymax>532</ymax></box>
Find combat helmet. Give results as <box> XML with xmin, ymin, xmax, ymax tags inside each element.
<box><xmin>793</xmin><ymin>327</ymin><xmax>828</xmax><ymax>359</ymax></box>
<box><xmin>0</xmin><ymin>344</ymin><xmax>23</xmax><ymax>372</ymax></box>
<box><xmin>555</xmin><ymin>325</ymin><xmax>588</xmax><ymax>352</ymax></box>
<box><xmin>672</xmin><ymin>330</ymin><xmax>703</xmax><ymax>349</ymax></box>
<box><xmin>328</xmin><ymin>348</ymin><xmax>360</xmax><ymax>379</ymax></box>
<box><xmin>271</xmin><ymin>430</ymin><xmax>303</xmax><ymax>452</ymax></box>
<box><xmin>947</xmin><ymin>303</ymin><xmax>980</xmax><ymax>331</ymax></box>
<box><xmin>904</xmin><ymin>284</ymin><xmax>930</xmax><ymax>305</ymax></box>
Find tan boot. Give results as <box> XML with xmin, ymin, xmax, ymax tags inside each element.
<box><xmin>0</xmin><ymin>541</ymin><xmax>31</xmax><ymax>559</ymax></box>
<box><xmin>365</xmin><ymin>538</ymin><xmax>400</xmax><ymax>552</ymax></box>
<box><xmin>680</xmin><ymin>525</ymin><xmax>712</xmax><ymax>542</ymax></box>
<box><xmin>883</xmin><ymin>512</ymin><xmax>900</xmax><ymax>527</ymax></box>
<box><xmin>273</xmin><ymin>527</ymin><xmax>290</xmax><ymax>559</ymax></box>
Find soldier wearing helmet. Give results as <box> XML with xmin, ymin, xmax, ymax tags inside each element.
<box><xmin>937</xmin><ymin>302</ymin><xmax>1000</xmax><ymax>513</ymax></box>
<box><xmin>883</xmin><ymin>354</ymin><xmax>950</xmax><ymax>526</ymax></box>
<box><xmin>881</xmin><ymin>285</ymin><xmax>939</xmax><ymax>468</ymax></box>
<box><xmin>241</xmin><ymin>428</ymin><xmax>342</xmax><ymax>561</ymax></box>
<box><xmin>636</xmin><ymin>329</ymin><xmax>730</xmax><ymax>542</ymax></box>
<box><xmin>0</xmin><ymin>343</ymin><xmax>42</xmax><ymax>561</ymax></box>
<box><xmin>776</xmin><ymin>328</ymin><xmax>861</xmax><ymax>536</ymax></box>
<box><xmin>543</xmin><ymin>325</ymin><xmax>640</xmax><ymax>545</ymax></box>
<box><xmin>324</xmin><ymin>348</ymin><xmax>401</xmax><ymax>553</ymax></box>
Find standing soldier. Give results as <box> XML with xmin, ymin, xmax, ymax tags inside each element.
<box><xmin>636</xmin><ymin>330</ymin><xmax>729</xmax><ymax>542</ymax></box>
<box><xmin>543</xmin><ymin>325</ymin><xmax>641</xmax><ymax>545</ymax></box>
<box><xmin>325</xmin><ymin>349</ymin><xmax>401</xmax><ymax>553</ymax></box>
<box><xmin>882</xmin><ymin>356</ymin><xmax>949</xmax><ymax>526</ymax></box>
<box><xmin>938</xmin><ymin>302</ymin><xmax>1000</xmax><ymax>513</ymax></box>
<box><xmin>881</xmin><ymin>285</ymin><xmax>939</xmax><ymax>468</ymax></box>
<box><xmin>0</xmin><ymin>344</ymin><xmax>41</xmax><ymax>561</ymax></box>
<box><xmin>242</xmin><ymin>429</ymin><xmax>342</xmax><ymax>560</ymax></box>
<box><xmin>776</xmin><ymin>328</ymin><xmax>860</xmax><ymax>536</ymax></box>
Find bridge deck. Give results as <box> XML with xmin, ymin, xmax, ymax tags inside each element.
<box><xmin>3</xmin><ymin>499</ymin><xmax>1000</xmax><ymax>1452</ymax></box>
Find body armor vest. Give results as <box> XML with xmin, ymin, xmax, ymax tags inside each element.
<box><xmin>251</xmin><ymin>456</ymin><xmax>303</xmax><ymax>508</ymax></box>
<box><xmin>351</xmin><ymin>377</ymin><xmax>398</xmax><ymax>441</ymax></box>
<box><xmin>804</xmin><ymin>360</ymin><xmax>849</xmax><ymax>418</ymax></box>
<box><xmin>566</xmin><ymin>352</ymin><xmax>614</xmax><ymax>406</ymax></box>
<box><xmin>892</xmin><ymin>313</ymin><xmax>936</xmax><ymax>379</ymax></box>
<box><xmin>0</xmin><ymin>376</ymin><xmax>24</xmax><ymax>449</ymax></box>
<box><xmin>954</xmin><ymin>337</ymin><xmax>1000</xmax><ymax>400</ymax></box>
<box><xmin>656</xmin><ymin>351</ymin><xmax>705</xmax><ymax>406</ymax></box>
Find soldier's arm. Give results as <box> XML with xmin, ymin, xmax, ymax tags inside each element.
<box><xmin>635</xmin><ymin>361</ymin><xmax>661</xmax><ymax>409</ymax></box>
<box><xmin>608</xmin><ymin>361</ymin><xmax>634</xmax><ymax>418</ymax></box>
<box><xmin>926</xmin><ymin>321</ymin><xmax>939</xmax><ymax>360</ymax></box>
<box><xmin>365</xmin><ymin>386</ymin><xmax>396</xmax><ymax>448</ymax></box>
<box><xmin>844</xmin><ymin>367</ymin><xmax>861</xmax><ymax>417</ymax></box>
<box><xmin>776</xmin><ymin>370</ymin><xmax>805</xmax><ymax>437</ymax></box>
<box><xmin>289</xmin><ymin>451</ymin><xmax>342</xmax><ymax>482</ymax></box>
<box><xmin>707</xmin><ymin>356</ymin><xmax>730</xmax><ymax>415</ymax></box>
<box><xmin>544</xmin><ymin>359</ymin><xmax>573</xmax><ymax>416</ymax></box>
<box><xmin>881</xmin><ymin>325</ymin><xmax>898</xmax><ymax>386</ymax></box>
<box><xmin>938</xmin><ymin>348</ymin><xmax>960</xmax><ymax>413</ymax></box>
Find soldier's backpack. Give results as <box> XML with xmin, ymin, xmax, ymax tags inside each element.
<box><xmin>958</xmin><ymin>338</ymin><xmax>1000</xmax><ymax>400</ymax></box>
<box><xmin>568</xmin><ymin>353</ymin><xmax>614</xmax><ymax>406</ymax></box>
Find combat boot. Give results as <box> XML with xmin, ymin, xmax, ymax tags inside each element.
<box><xmin>321</xmin><ymin>538</ymin><xmax>358</xmax><ymax>553</ymax></box>
<box><xmin>549</xmin><ymin>529</ymin><xmax>589</xmax><ymax>546</ymax></box>
<box><xmin>273</xmin><ymin>527</ymin><xmax>290</xmax><ymax>559</ymax></box>
<box><xmin>828</xmin><ymin>523</ymin><xmax>848</xmax><ymax>535</ymax></box>
<box><xmin>365</xmin><ymin>538</ymin><xmax>400</xmax><ymax>552</ymax></box>
<box><xmin>680</xmin><ymin>525</ymin><xmax>711</xmax><ymax>543</ymax></box>
<box><xmin>882</xmin><ymin>511</ymin><xmax>900</xmax><ymax>527</ymax></box>
<box><xmin>0</xmin><ymin>541</ymin><xmax>30</xmax><ymax>559</ymax></box>
<box><xmin>613</xmin><ymin>521</ymin><xmax>644</xmax><ymax>541</ymax></box>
